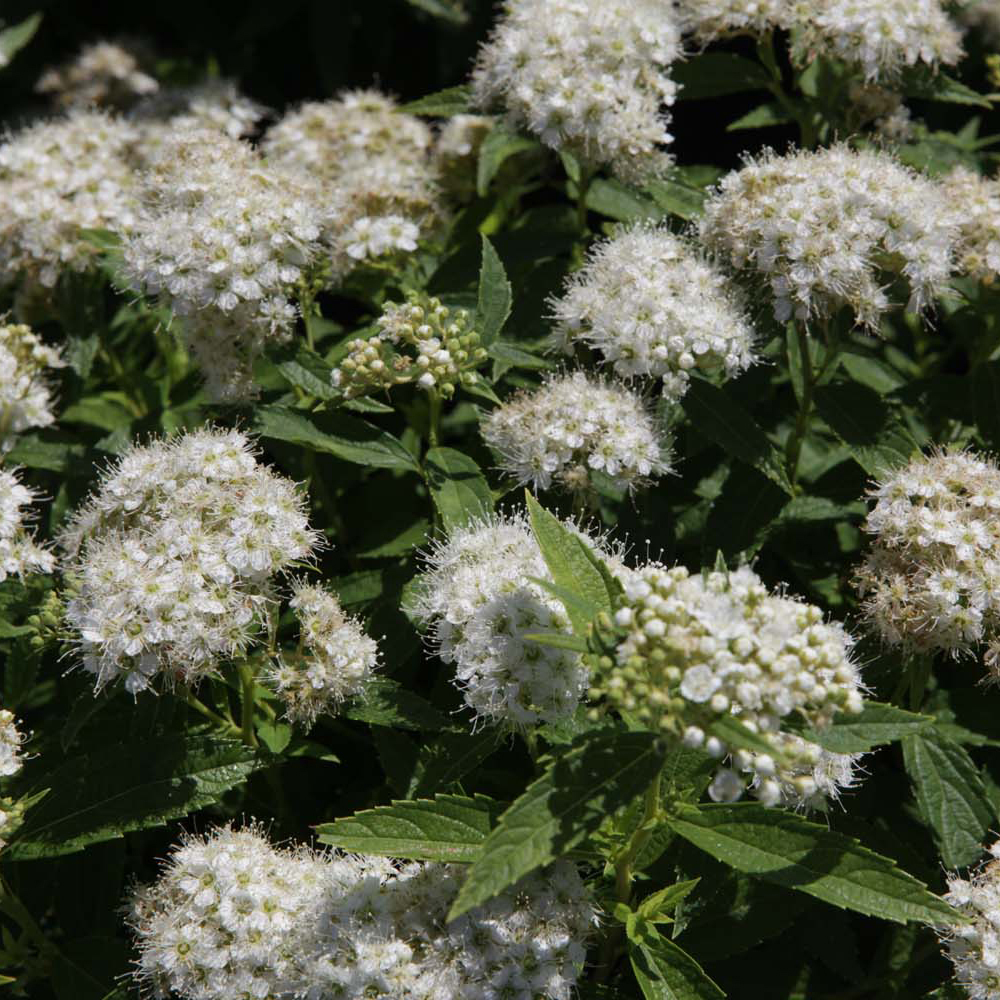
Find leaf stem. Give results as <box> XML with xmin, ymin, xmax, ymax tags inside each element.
<box><xmin>427</xmin><ymin>392</ymin><xmax>442</xmax><ymax>449</ymax></box>
<box><xmin>182</xmin><ymin>688</ymin><xmax>241</xmax><ymax>737</ymax></box>
<box><xmin>238</xmin><ymin>663</ymin><xmax>260</xmax><ymax>748</ymax></box>
<box><xmin>785</xmin><ymin>322</ymin><xmax>816</xmax><ymax>486</ymax></box>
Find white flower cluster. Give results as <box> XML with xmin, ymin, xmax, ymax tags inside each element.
<box><xmin>482</xmin><ymin>372</ymin><xmax>672</xmax><ymax>493</ymax></box>
<box><xmin>36</xmin><ymin>40</ymin><xmax>158</xmax><ymax>109</ymax></box>
<box><xmin>60</xmin><ymin>428</ymin><xmax>319</xmax><ymax>695</ymax></box>
<box><xmin>129</xmin><ymin>825</ymin><xmax>596</xmax><ymax>1000</ymax></box>
<box><xmin>551</xmin><ymin>226</ymin><xmax>756</xmax><ymax>402</ymax></box>
<box><xmin>331</xmin><ymin>291</ymin><xmax>488</xmax><ymax>399</ymax></box>
<box><xmin>699</xmin><ymin>144</ymin><xmax>959</xmax><ymax>330</ymax></box>
<box><xmin>941</xmin><ymin>167</ymin><xmax>1000</xmax><ymax>283</ymax></box>
<box><xmin>0</xmin><ymin>468</ymin><xmax>54</xmax><ymax>584</ymax></box>
<box><xmin>678</xmin><ymin>0</ymin><xmax>962</xmax><ymax>81</ymax></box>
<box><xmin>471</xmin><ymin>0</ymin><xmax>681</xmax><ymax>183</ymax></box>
<box><xmin>268</xmin><ymin>582</ymin><xmax>379</xmax><ymax>727</ymax></box>
<box><xmin>0</xmin><ymin>110</ymin><xmax>139</xmax><ymax>289</ymax></box>
<box><xmin>855</xmin><ymin>449</ymin><xmax>1000</xmax><ymax>665</ymax></box>
<box><xmin>410</xmin><ymin>513</ymin><xmax>609</xmax><ymax>728</ymax></box>
<box><xmin>0</xmin><ymin>322</ymin><xmax>64</xmax><ymax>451</ymax></box>
<box><xmin>263</xmin><ymin>90</ymin><xmax>440</xmax><ymax>279</ymax></box>
<box><xmin>600</xmin><ymin>564</ymin><xmax>865</xmax><ymax>808</ymax></box>
<box><xmin>944</xmin><ymin>842</ymin><xmax>1000</xmax><ymax>999</ymax></box>
<box><xmin>958</xmin><ymin>1</ymin><xmax>1000</xmax><ymax>48</ymax></box>
<box><xmin>0</xmin><ymin>709</ymin><xmax>26</xmax><ymax>778</ymax></box>
<box><xmin>121</xmin><ymin>128</ymin><xmax>323</xmax><ymax>401</ymax></box>
<box><xmin>132</xmin><ymin>80</ymin><xmax>268</xmax><ymax>141</ymax></box>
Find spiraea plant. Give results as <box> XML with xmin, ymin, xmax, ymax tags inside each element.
<box><xmin>7</xmin><ymin>4</ymin><xmax>1000</xmax><ymax>1000</ymax></box>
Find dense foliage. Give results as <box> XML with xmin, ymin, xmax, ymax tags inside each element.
<box><xmin>6</xmin><ymin>2</ymin><xmax>1000</xmax><ymax>998</ymax></box>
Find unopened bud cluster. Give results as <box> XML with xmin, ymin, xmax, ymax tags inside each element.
<box><xmin>129</xmin><ymin>825</ymin><xmax>596</xmax><ymax>1000</ymax></box>
<box><xmin>332</xmin><ymin>291</ymin><xmax>488</xmax><ymax>399</ymax></box>
<box><xmin>0</xmin><ymin>468</ymin><xmax>55</xmax><ymax>584</ymax></box>
<box><xmin>268</xmin><ymin>582</ymin><xmax>379</xmax><ymax>727</ymax></box>
<box><xmin>855</xmin><ymin>449</ymin><xmax>1000</xmax><ymax>665</ymax></box>
<box><xmin>0</xmin><ymin>322</ymin><xmax>64</xmax><ymax>451</ymax></box>
<box><xmin>552</xmin><ymin>226</ymin><xmax>755</xmax><ymax>403</ymax></box>
<box><xmin>410</xmin><ymin>513</ymin><xmax>621</xmax><ymax>728</ymax></box>
<box><xmin>60</xmin><ymin>428</ymin><xmax>319</xmax><ymax>695</ymax></box>
<box><xmin>595</xmin><ymin>564</ymin><xmax>864</xmax><ymax>808</ymax></box>
<box><xmin>700</xmin><ymin>144</ymin><xmax>959</xmax><ymax>330</ymax></box>
<box><xmin>471</xmin><ymin>0</ymin><xmax>681</xmax><ymax>183</ymax></box>
<box><xmin>482</xmin><ymin>371</ymin><xmax>672</xmax><ymax>493</ymax></box>
<box><xmin>943</xmin><ymin>841</ymin><xmax>1000</xmax><ymax>999</ymax></box>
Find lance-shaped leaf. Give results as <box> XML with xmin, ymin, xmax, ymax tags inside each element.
<box><xmin>476</xmin><ymin>235</ymin><xmax>513</xmax><ymax>345</ymax></box>
<box><xmin>630</xmin><ymin>923</ymin><xmax>725</xmax><ymax>1000</ymax></box>
<box><xmin>803</xmin><ymin>702</ymin><xmax>933</xmax><ymax>754</ymax></box>
<box><xmin>424</xmin><ymin>447</ymin><xmax>493</xmax><ymax>531</ymax></box>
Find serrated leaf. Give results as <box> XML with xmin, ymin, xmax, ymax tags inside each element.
<box><xmin>7</xmin><ymin>735</ymin><xmax>264</xmax><ymax>861</ymax></box>
<box><xmin>630</xmin><ymin>926</ymin><xmax>725</xmax><ymax>1000</ymax></box>
<box><xmin>637</xmin><ymin>879</ymin><xmax>701</xmax><ymax>920</ymax></box>
<box><xmin>0</xmin><ymin>12</ymin><xmax>42</xmax><ymax>67</ymax></box>
<box><xmin>668</xmin><ymin>803</ymin><xmax>959</xmax><ymax>926</ymax></box>
<box><xmin>673</xmin><ymin>52</ymin><xmax>772</xmax><ymax>100</ymax></box>
<box><xmin>902</xmin><ymin>69</ymin><xmax>992</xmax><ymax>108</ymax></box>
<box><xmin>254</xmin><ymin>404</ymin><xmax>419</xmax><ymax>472</ymax></box>
<box><xmin>5</xmin><ymin>433</ymin><xmax>89</xmax><ymax>474</ymax></box>
<box><xmin>803</xmin><ymin>702</ymin><xmax>932</xmax><ymax>753</ymax></box>
<box><xmin>525</xmin><ymin>493</ymin><xmax>614</xmax><ymax>634</ymax></box>
<box><xmin>902</xmin><ymin>728</ymin><xmax>995</xmax><ymax>869</ymax></box>
<box><xmin>272</xmin><ymin>345</ymin><xmax>337</xmax><ymax>400</ymax></box>
<box><xmin>476</xmin><ymin>236</ymin><xmax>512</xmax><ymax>345</ymax></box>
<box><xmin>448</xmin><ymin>730</ymin><xmax>663</xmax><ymax>919</ymax></box>
<box><xmin>477</xmin><ymin>127</ymin><xmax>538</xmax><ymax>196</ymax></box>
<box><xmin>681</xmin><ymin>378</ymin><xmax>793</xmax><ymax>494</ymax></box>
<box><xmin>398</xmin><ymin>84</ymin><xmax>473</xmax><ymax>116</ymax></box>
<box><xmin>645</xmin><ymin>179</ymin><xmax>706</xmax><ymax>220</ymax></box>
<box><xmin>586</xmin><ymin>178</ymin><xmax>662</xmax><ymax>222</ymax></box>
<box><xmin>410</xmin><ymin>732</ymin><xmax>499</xmax><ymax>797</ymax></box>
<box><xmin>813</xmin><ymin>381</ymin><xmax>918</xmax><ymax>476</ymax></box>
<box><xmin>316</xmin><ymin>794</ymin><xmax>502</xmax><ymax>861</ymax></box>
<box><xmin>342</xmin><ymin>677</ymin><xmax>452</xmax><ymax>732</ymax></box>
<box><xmin>425</xmin><ymin>447</ymin><xmax>493</xmax><ymax>531</ymax></box>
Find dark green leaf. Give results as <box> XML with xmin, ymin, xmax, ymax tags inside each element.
<box><xmin>398</xmin><ymin>84</ymin><xmax>472</xmax><ymax>116</ymax></box>
<box><xmin>586</xmin><ymin>179</ymin><xmax>662</xmax><ymax>222</ymax></box>
<box><xmin>673</xmin><ymin>53</ymin><xmax>772</xmax><ymax>100</ymax></box>
<box><xmin>477</xmin><ymin>236</ymin><xmax>513</xmax><ymax>345</ymax></box>
<box><xmin>342</xmin><ymin>677</ymin><xmax>452</xmax><ymax>732</ymax></box>
<box><xmin>630</xmin><ymin>926</ymin><xmax>725</xmax><ymax>1000</ymax></box>
<box><xmin>804</xmin><ymin>702</ymin><xmax>932</xmax><ymax>753</ymax></box>
<box><xmin>727</xmin><ymin>102</ymin><xmax>793</xmax><ymax>131</ymax></box>
<box><xmin>973</xmin><ymin>360</ymin><xmax>1000</xmax><ymax>450</ymax></box>
<box><xmin>902</xmin><ymin>69</ymin><xmax>992</xmax><ymax>108</ymax></box>
<box><xmin>477</xmin><ymin>127</ymin><xmax>538</xmax><ymax>196</ymax></box>
<box><xmin>645</xmin><ymin>179</ymin><xmax>707</xmax><ymax>220</ymax></box>
<box><xmin>425</xmin><ymin>447</ymin><xmax>493</xmax><ymax>530</ymax></box>
<box><xmin>448</xmin><ymin>730</ymin><xmax>663</xmax><ymax>919</ymax></box>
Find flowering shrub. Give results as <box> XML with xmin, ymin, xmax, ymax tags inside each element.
<box><xmin>8</xmin><ymin>3</ymin><xmax>1000</xmax><ymax>999</ymax></box>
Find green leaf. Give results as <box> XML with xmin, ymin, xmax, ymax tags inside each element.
<box><xmin>902</xmin><ymin>69</ymin><xmax>992</xmax><ymax>108</ymax></box>
<box><xmin>403</xmin><ymin>0</ymin><xmax>468</xmax><ymax>23</ymax></box>
<box><xmin>254</xmin><ymin>404</ymin><xmax>419</xmax><ymax>472</ymax></box>
<box><xmin>726</xmin><ymin>102</ymin><xmax>793</xmax><ymax>131</ymax></box>
<box><xmin>523</xmin><ymin>631</ymin><xmax>589</xmax><ymax>653</ymax></box>
<box><xmin>8</xmin><ymin>735</ymin><xmax>264</xmax><ymax>861</ymax></box>
<box><xmin>803</xmin><ymin>702</ymin><xmax>933</xmax><ymax>753</ymax></box>
<box><xmin>5</xmin><ymin>433</ymin><xmax>89</xmax><ymax>474</ymax></box>
<box><xmin>668</xmin><ymin>803</ymin><xmax>959</xmax><ymax>926</ymax></box>
<box><xmin>525</xmin><ymin>493</ymin><xmax>614</xmax><ymax>634</ymax></box>
<box><xmin>448</xmin><ymin>730</ymin><xmax>663</xmax><ymax>919</ymax></box>
<box><xmin>681</xmin><ymin>378</ymin><xmax>793</xmax><ymax>494</ymax></box>
<box><xmin>0</xmin><ymin>13</ymin><xmax>42</xmax><ymax>68</ymax></box>
<box><xmin>477</xmin><ymin>127</ymin><xmax>538</xmax><ymax>196</ymax></box>
<box><xmin>645</xmin><ymin>179</ymin><xmax>707</xmax><ymax>220</ymax></box>
<box><xmin>342</xmin><ymin>677</ymin><xmax>452</xmax><ymax>732</ymax></box>
<box><xmin>476</xmin><ymin>236</ymin><xmax>513</xmax><ymax>346</ymax></box>
<box><xmin>637</xmin><ymin>879</ymin><xmax>701</xmax><ymax>920</ymax></box>
<box><xmin>630</xmin><ymin>926</ymin><xmax>726</xmax><ymax>1000</ymax></box>
<box><xmin>410</xmin><ymin>732</ymin><xmax>499</xmax><ymax>798</ymax></box>
<box><xmin>673</xmin><ymin>52</ymin><xmax>772</xmax><ymax>100</ymax></box>
<box><xmin>902</xmin><ymin>728</ymin><xmax>995</xmax><ymax>869</ymax></box>
<box><xmin>425</xmin><ymin>447</ymin><xmax>493</xmax><ymax>531</ymax></box>
<box><xmin>487</xmin><ymin>340</ymin><xmax>554</xmax><ymax>371</ymax></box>
<box><xmin>708</xmin><ymin>714</ymin><xmax>780</xmax><ymax>757</ymax></box>
<box><xmin>271</xmin><ymin>345</ymin><xmax>337</xmax><ymax>400</ymax></box>
<box><xmin>813</xmin><ymin>381</ymin><xmax>919</xmax><ymax>476</ymax></box>
<box><xmin>315</xmin><ymin>794</ymin><xmax>503</xmax><ymax>862</ymax></box>
<box><xmin>398</xmin><ymin>84</ymin><xmax>472</xmax><ymax>116</ymax></box>
<box><xmin>586</xmin><ymin>178</ymin><xmax>662</xmax><ymax>222</ymax></box>
<box><xmin>706</xmin><ymin>464</ymin><xmax>788</xmax><ymax>558</ymax></box>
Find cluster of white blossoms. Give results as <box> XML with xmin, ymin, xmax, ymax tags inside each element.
<box><xmin>121</xmin><ymin>128</ymin><xmax>324</xmax><ymax>401</ymax></box>
<box><xmin>410</xmin><ymin>512</ymin><xmax>613</xmax><ymax>728</ymax></box>
<box><xmin>552</xmin><ymin>226</ymin><xmax>756</xmax><ymax>402</ymax></box>
<box><xmin>482</xmin><ymin>372</ymin><xmax>672</xmax><ymax>494</ymax></box>
<box><xmin>471</xmin><ymin>0</ymin><xmax>681</xmax><ymax>183</ymax></box>
<box><xmin>940</xmin><ymin>167</ymin><xmax>1000</xmax><ymax>283</ymax></box>
<box><xmin>700</xmin><ymin>144</ymin><xmax>959</xmax><ymax>330</ymax></box>
<box><xmin>0</xmin><ymin>322</ymin><xmax>64</xmax><ymax>451</ymax></box>
<box><xmin>331</xmin><ymin>291</ymin><xmax>488</xmax><ymax>399</ymax></box>
<box><xmin>132</xmin><ymin>80</ymin><xmax>268</xmax><ymax>141</ymax></box>
<box><xmin>598</xmin><ymin>564</ymin><xmax>865</xmax><ymax>808</ymax></box>
<box><xmin>129</xmin><ymin>825</ymin><xmax>596</xmax><ymax>1000</ymax></box>
<box><xmin>434</xmin><ymin>115</ymin><xmax>494</xmax><ymax>199</ymax></box>
<box><xmin>0</xmin><ymin>709</ymin><xmax>26</xmax><ymax>779</ymax></box>
<box><xmin>268</xmin><ymin>582</ymin><xmax>379</xmax><ymax>727</ymax></box>
<box><xmin>678</xmin><ymin>0</ymin><xmax>962</xmax><ymax>81</ymax></box>
<box><xmin>36</xmin><ymin>40</ymin><xmax>158</xmax><ymax>109</ymax></box>
<box><xmin>0</xmin><ymin>110</ymin><xmax>139</xmax><ymax>289</ymax></box>
<box><xmin>855</xmin><ymin>449</ymin><xmax>1000</xmax><ymax>665</ymax></box>
<box><xmin>944</xmin><ymin>841</ymin><xmax>1000</xmax><ymax>999</ymax></box>
<box><xmin>60</xmin><ymin>429</ymin><xmax>319</xmax><ymax>695</ymax></box>
<box><xmin>263</xmin><ymin>90</ymin><xmax>441</xmax><ymax>279</ymax></box>
<box><xmin>0</xmin><ymin>469</ymin><xmax>54</xmax><ymax>584</ymax></box>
